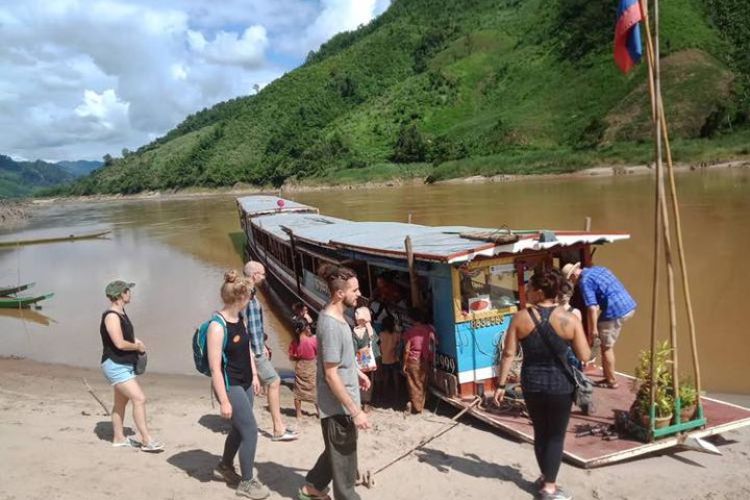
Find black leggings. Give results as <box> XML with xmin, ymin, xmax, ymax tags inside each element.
<box><xmin>524</xmin><ymin>392</ymin><xmax>573</xmax><ymax>483</ymax></box>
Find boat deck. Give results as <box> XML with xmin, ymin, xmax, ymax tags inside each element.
<box><xmin>435</xmin><ymin>369</ymin><xmax>750</xmax><ymax>468</ymax></box>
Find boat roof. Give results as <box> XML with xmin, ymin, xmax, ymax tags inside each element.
<box><xmin>237</xmin><ymin>195</ymin><xmax>318</xmax><ymax>217</ymax></box>
<box><xmin>246</xmin><ymin>206</ymin><xmax>629</xmax><ymax>264</ymax></box>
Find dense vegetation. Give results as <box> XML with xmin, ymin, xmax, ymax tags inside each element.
<box><xmin>57</xmin><ymin>0</ymin><xmax>750</xmax><ymax>195</ymax></box>
<box><xmin>0</xmin><ymin>155</ymin><xmax>91</xmax><ymax>198</ymax></box>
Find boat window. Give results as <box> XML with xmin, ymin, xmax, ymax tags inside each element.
<box><xmin>458</xmin><ymin>263</ymin><xmax>518</xmax><ymax>315</ymax></box>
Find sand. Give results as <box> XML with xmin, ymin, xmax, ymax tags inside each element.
<box><xmin>1</xmin><ymin>357</ymin><xmax>749</xmax><ymax>500</ymax></box>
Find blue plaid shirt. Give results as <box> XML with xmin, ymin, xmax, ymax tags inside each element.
<box><xmin>245</xmin><ymin>296</ymin><xmax>265</xmax><ymax>356</ymax></box>
<box><xmin>580</xmin><ymin>266</ymin><xmax>636</xmax><ymax>321</ymax></box>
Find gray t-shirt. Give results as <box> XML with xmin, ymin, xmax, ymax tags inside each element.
<box><xmin>316</xmin><ymin>311</ymin><xmax>360</xmax><ymax>418</ymax></box>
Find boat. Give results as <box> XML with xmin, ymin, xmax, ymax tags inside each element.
<box><xmin>0</xmin><ymin>307</ymin><xmax>54</xmax><ymax>326</ymax></box>
<box><xmin>0</xmin><ymin>293</ymin><xmax>54</xmax><ymax>309</ymax></box>
<box><xmin>0</xmin><ymin>229</ymin><xmax>111</xmax><ymax>248</ymax></box>
<box><xmin>0</xmin><ymin>282</ymin><xmax>35</xmax><ymax>296</ymax></box>
<box><xmin>236</xmin><ymin>195</ymin><xmax>750</xmax><ymax>467</ymax></box>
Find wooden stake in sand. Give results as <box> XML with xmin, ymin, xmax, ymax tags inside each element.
<box><xmin>82</xmin><ymin>378</ymin><xmax>110</xmax><ymax>416</ymax></box>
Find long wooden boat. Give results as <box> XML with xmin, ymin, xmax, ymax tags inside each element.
<box><xmin>0</xmin><ymin>282</ymin><xmax>35</xmax><ymax>296</ymax></box>
<box><xmin>0</xmin><ymin>229</ymin><xmax>111</xmax><ymax>248</ymax></box>
<box><xmin>0</xmin><ymin>293</ymin><xmax>54</xmax><ymax>309</ymax></box>
<box><xmin>236</xmin><ymin>195</ymin><xmax>750</xmax><ymax>467</ymax></box>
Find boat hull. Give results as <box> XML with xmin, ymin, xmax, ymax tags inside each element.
<box><xmin>0</xmin><ymin>293</ymin><xmax>54</xmax><ymax>309</ymax></box>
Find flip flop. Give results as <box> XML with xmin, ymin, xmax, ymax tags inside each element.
<box><xmin>594</xmin><ymin>380</ymin><xmax>619</xmax><ymax>389</ymax></box>
<box><xmin>112</xmin><ymin>436</ymin><xmax>141</xmax><ymax>448</ymax></box>
<box><xmin>297</xmin><ymin>487</ymin><xmax>330</xmax><ymax>500</ymax></box>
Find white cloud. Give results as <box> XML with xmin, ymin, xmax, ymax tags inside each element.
<box><xmin>75</xmin><ymin>89</ymin><xmax>130</xmax><ymax>131</ymax></box>
<box><xmin>188</xmin><ymin>26</ymin><xmax>269</xmax><ymax>68</ymax></box>
<box><xmin>277</xmin><ymin>0</ymin><xmax>382</xmax><ymax>57</ymax></box>
<box><xmin>0</xmin><ymin>0</ymin><xmax>392</xmax><ymax>161</ymax></box>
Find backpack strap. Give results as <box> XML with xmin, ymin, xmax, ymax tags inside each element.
<box><xmin>210</xmin><ymin>312</ymin><xmax>230</xmax><ymax>390</ymax></box>
<box><xmin>528</xmin><ymin>307</ymin><xmax>577</xmax><ymax>387</ymax></box>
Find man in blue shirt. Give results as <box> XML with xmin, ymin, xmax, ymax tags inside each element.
<box><xmin>564</xmin><ymin>262</ymin><xmax>636</xmax><ymax>389</ymax></box>
<box><xmin>244</xmin><ymin>261</ymin><xmax>298</xmax><ymax>442</ymax></box>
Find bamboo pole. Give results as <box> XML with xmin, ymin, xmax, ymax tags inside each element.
<box><xmin>640</xmin><ymin>0</ymin><xmax>701</xmax><ymax>402</ymax></box>
<box><xmin>659</xmin><ymin>102</ymin><xmax>702</xmax><ymax>401</ymax></box>
<box><xmin>654</xmin><ymin>0</ymin><xmax>680</xmax><ymax>415</ymax></box>
<box><xmin>642</xmin><ymin>0</ymin><xmax>681</xmax><ymax>415</ymax></box>
<box><xmin>640</xmin><ymin>0</ymin><xmax>662</xmax><ymax>429</ymax></box>
<box><xmin>405</xmin><ymin>236</ymin><xmax>421</xmax><ymax>309</ymax></box>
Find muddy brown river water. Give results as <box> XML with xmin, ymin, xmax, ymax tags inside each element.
<box><xmin>1</xmin><ymin>168</ymin><xmax>748</xmax><ymax>393</ymax></box>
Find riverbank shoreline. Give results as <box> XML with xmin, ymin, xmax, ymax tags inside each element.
<box><xmin>29</xmin><ymin>158</ymin><xmax>750</xmax><ymax>205</ymax></box>
<box><xmin>0</xmin><ymin>199</ymin><xmax>30</xmax><ymax>227</ymax></box>
<box><xmin>2</xmin><ymin>356</ymin><xmax>749</xmax><ymax>499</ymax></box>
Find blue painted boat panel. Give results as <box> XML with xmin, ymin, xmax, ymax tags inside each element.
<box><xmin>454</xmin><ymin>315</ymin><xmax>511</xmax><ymax>383</ymax></box>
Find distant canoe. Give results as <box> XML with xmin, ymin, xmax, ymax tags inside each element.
<box><xmin>0</xmin><ymin>292</ymin><xmax>54</xmax><ymax>309</ymax></box>
<box><xmin>0</xmin><ymin>230</ymin><xmax>111</xmax><ymax>248</ymax></box>
<box><xmin>0</xmin><ymin>282</ymin><xmax>35</xmax><ymax>296</ymax></box>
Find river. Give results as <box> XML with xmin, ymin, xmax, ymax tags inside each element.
<box><xmin>1</xmin><ymin>168</ymin><xmax>748</xmax><ymax>394</ymax></box>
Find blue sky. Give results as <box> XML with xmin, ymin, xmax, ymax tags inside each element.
<box><xmin>0</xmin><ymin>0</ymin><xmax>391</xmax><ymax>161</ymax></box>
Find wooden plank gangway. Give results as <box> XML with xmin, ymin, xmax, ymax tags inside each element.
<box><xmin>433</xmin><ymin>369</ymin><xmax>750</xmax><ymax>468</ymax></box>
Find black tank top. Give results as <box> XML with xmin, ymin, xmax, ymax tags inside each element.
<box><xmin>520</xmin><ymin>306</ymin><xmax>575</xmax><ymax>395</ymax></box>
<box><xmin>100</xmin><ymin>310</ymin><xmax>138</xmax><ymax>365</ymax></box>
<box><xmin>223</xmin><ymin>317</ymin><xmax>253</xmax><ymax>388</ymax></box>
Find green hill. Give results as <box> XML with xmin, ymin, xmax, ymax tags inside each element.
<box><xmin>64</xmin><ymin>0</ymin><xmax>750</xmax><ymax>195</ymax></box>
<box><xmin>0</xmin><ymin>155</ymin><xmax>79</xmax><ymax>198</ymax></box>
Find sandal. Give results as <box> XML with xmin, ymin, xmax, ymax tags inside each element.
<box><xmin>112</xmin><ymin>436</ymin><xmax>141</xmax><ymax>448</ymax></box>
<box><xmin>140</xmin><ymin>440</ymin><xmax>165</xmax><ymax>452</ymax></box>
<box><xmin>594</xmin><ymin>379</ymin><xmax>619</xmax><ymax>389</ymax></box>
<box><xmin>297</xmin><ymin>487</ymin><xmax>330</xmax><ymax>500</ymax></box>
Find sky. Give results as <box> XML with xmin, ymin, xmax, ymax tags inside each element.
<box><xmin>0</xmin><ymin>0</ymin><xmax>392</xmax><ymax>162</ymax></box>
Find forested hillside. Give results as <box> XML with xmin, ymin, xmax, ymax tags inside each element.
<box><xmin>0</xmin><ymin>155</ymin><xmax>79</xmax><ymax>198</ymax></box>
<box><xmin>62</xmin><ymin>0</ymin><xmax>750</xmax><ymax>195</ymax></box>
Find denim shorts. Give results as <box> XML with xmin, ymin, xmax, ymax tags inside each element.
<box><xmin>101</xmin><ymin>358</ymin><xmax>136</xmax><ymax>386</ymax></box>
<box><xmin>254</xmin><ymin>353</ymin><xmax>280</xmax><ymax>385</ymax></box>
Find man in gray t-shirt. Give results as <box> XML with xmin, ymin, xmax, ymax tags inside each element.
<box><xmin>301</xmin><ymin>265</ymin><xmax>371</xmax><ymax>500</ymax></box>
<box><xmin>316</xmin><ymin>312</ymin><xmax>361</xmax><ymax>418</ymax></box>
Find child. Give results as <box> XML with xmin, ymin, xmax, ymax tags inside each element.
<box><xmin>292</xmin><ymin>301</ymin><xmax>315</xmax><ymax>330</ymax></box>
<box><xmin>288</xmin><ymin>319</ymin><xmax>319</xmax><ymax>420</ymax></box>
<box><xmin>353</xmin><ymin>298</ymin><xmax>376</xmax><ymax>411</ymax></box>
<box><xmin>377</xmin><ymin>315</ymin><xmax>402</xmax><ymax>403</ymax></box>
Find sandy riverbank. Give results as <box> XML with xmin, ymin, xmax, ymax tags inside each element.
<box><xmin>0</xmin><ymin>199</ymin><xmax>30</xmax><ymax>227</ymax></box>
<box><xmin>28</xmin><ymin>159</ymin><xmax>750</xmax><ymax>205</ymax></box>
<box><xmin>2</xmin><ymin>357</ymin><xmax>749</xmax><ymax>500</ymax></box>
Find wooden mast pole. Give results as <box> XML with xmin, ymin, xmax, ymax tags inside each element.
<box><xmin>640</xmin><ymin>0</ymin><xmax>662</xmax><ymax>426</ymax></box>
<box><xmin>653</xmin><ymin>0</ymin><xmax>680</xmax><ymax>414</ymax></box>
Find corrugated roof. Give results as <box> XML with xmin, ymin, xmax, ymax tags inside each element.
<box><xmin>237</xmin><ymin>196</ymin><xmax>317</xmax><ymax>217</ymax></box>
<box><xmin>241</xmin><ymin>196</ymin><xmax>629</xmax><ymax>263</ymax></box>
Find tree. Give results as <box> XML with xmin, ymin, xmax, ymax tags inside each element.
<box><xmin>391</xmin><ymin>124</ymin><xmax>428</xmax><ymax>163</ymax></box>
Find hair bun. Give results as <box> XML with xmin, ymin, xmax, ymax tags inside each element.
<box><xmin>224</xmin><ymin>270</ymin><xmax>238</xmax><ymax>284</ymax></box>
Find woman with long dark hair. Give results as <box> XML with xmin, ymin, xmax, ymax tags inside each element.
<box><xmin>493</xmin><ymin>269</ymin><xmax>590</xmax><ymax>500</ymax></box>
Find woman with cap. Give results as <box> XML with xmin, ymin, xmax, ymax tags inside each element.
<box><xmin>100</xmin><ymin>280</ymin><xmax>163</xmax><ymax>452</ymax></box>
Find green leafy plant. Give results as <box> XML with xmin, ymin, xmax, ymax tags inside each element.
<box><xmin>632</xmin><ymin>340</ymin><xmax>675</xmax><ymax>420</ymax></box>
<box><xmin>678</xmin><ymin>381</ymin><xmax>698</xmax><ymax>408</ymax></box>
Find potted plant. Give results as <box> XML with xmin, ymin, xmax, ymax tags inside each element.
<box><xmin>677</xmin><ymin>381</ymin><xmax>698</xmax><ymax>422</ymax></box>
<box><xmin>630</xmin><ymin>341</ymin><xmax>674</xmax><ymax>429</ymax></box>
<box><xmin>633</xmin><ymin>383</ymin><xmax>674</xmax><ymax>428</ymax></box>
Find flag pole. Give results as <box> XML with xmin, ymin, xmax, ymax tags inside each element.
<box><xmin>639</xmin><ymin>0</ymin><xmax>702</xmax><ymax>410</ymax></box>
<box><xmin>638</xmin><ymin>0</ymin><xmax>661</xmax><ymax>428</ymax></box>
